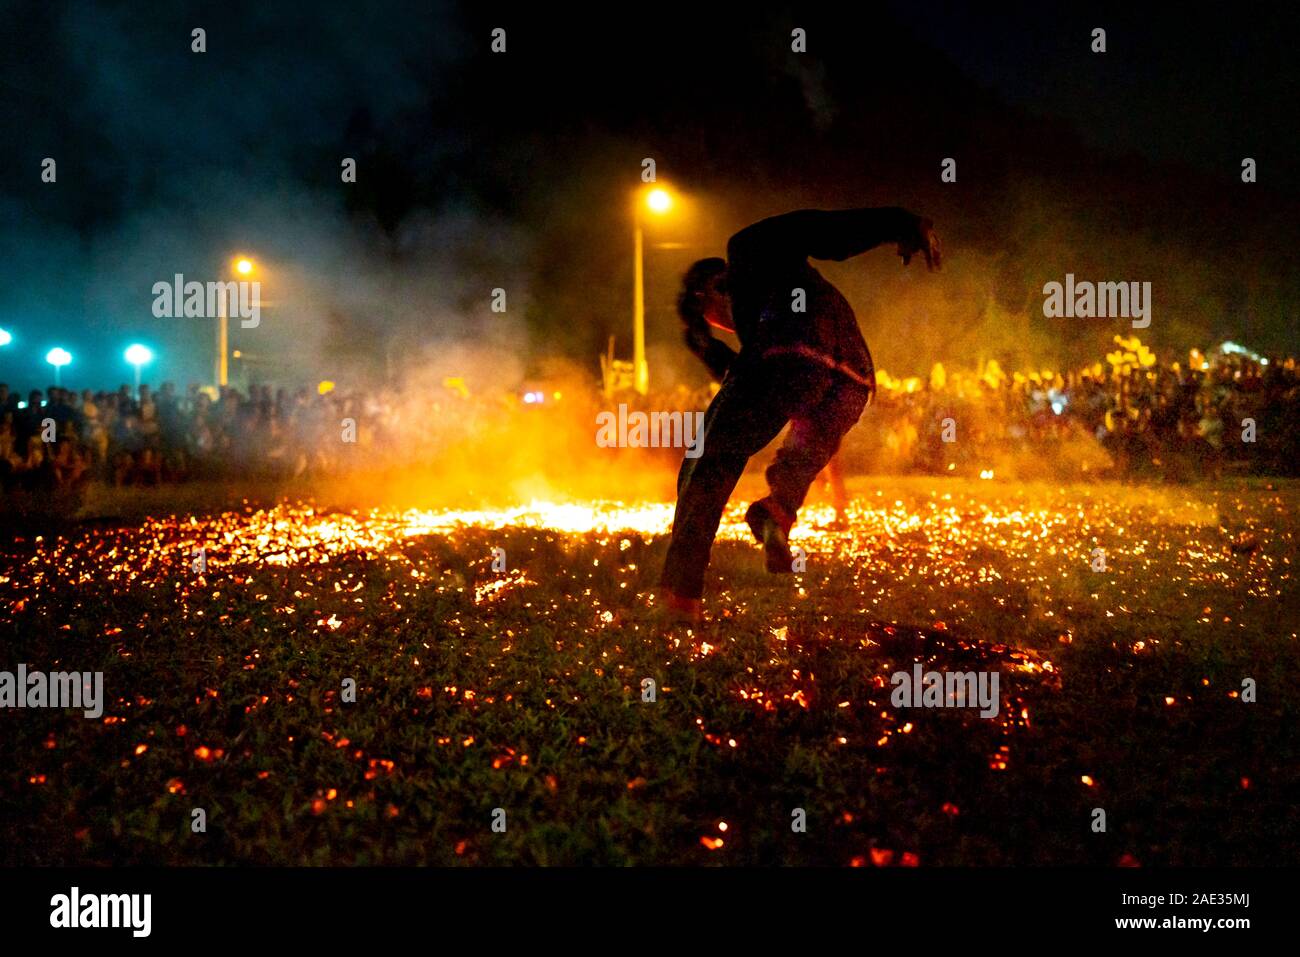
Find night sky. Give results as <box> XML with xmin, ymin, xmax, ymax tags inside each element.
<box><xmin>3</xmin><ymin>0</ymin><xmax>1297</xmax><ymax>391</ymax></box>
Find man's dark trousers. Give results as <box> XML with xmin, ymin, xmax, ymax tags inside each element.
<box><xmin>660</xmin><ymin>355</ymin><xmax>870</xmax><ymax>600</ymax></box>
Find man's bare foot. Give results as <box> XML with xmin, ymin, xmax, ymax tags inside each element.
<box><xmin>661</xmin><ymin>591</ymin><xmax>703</xmax><ymax>623</ymax></box>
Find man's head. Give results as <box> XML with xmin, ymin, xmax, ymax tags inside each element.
<box><xmin>679</xmin><ymin>257</ymin><xmax>733</xmax><ymax>334</ymax></box>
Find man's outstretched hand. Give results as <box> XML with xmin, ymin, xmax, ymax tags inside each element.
<box><xmin>897</xmin><ymin>216</ymin><xmax>942</xmax><ymax>271</ymax></box>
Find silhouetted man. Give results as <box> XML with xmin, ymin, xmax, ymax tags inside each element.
<box><xmin>680</xmin><ymin>288</ymin><xmax>852</xmax><ymax>528</ymax></box>
<box><xmin>661</xmin><ymin>206</ymin><xmax>941</xmax><ymax>618</ymax></box>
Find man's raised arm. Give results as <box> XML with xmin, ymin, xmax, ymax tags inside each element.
<box><xmin>728</xmin><ymin>207</ymin><xmax>940</xmax><ymax>270</ymax></box>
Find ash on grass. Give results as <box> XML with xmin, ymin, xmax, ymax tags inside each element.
<box><xmin>1</xmin><ymin>478</ymin><xmax>1296</xmax><ymax>865</ymax></box>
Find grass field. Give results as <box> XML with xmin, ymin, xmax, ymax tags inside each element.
<box><xmin>2</xmin><ymin>476</ymin><xmax>1296</xmax><ymax>865</ymax></box>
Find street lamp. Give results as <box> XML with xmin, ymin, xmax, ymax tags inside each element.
<box><xmin>45</xmin><ymin>347</ymin><xmax>71</xmax><ymax>387</ymax></box>
<box><xmin>0</xmin><ymin>328</ymin><xmax>12</xmax><ymax>347</ymax></box>
<box><xmin>646</xmin><ymin>188</ymin><xmax>672</xmax><ymax>214</ymax></box>
<box><xmin>217</xmin><ymin>255</ymin><xmax>256</xmax><ymax>387</ymax></box>
<box><xmin>633</xmin><ymin>186</ymin><xmax>675</xmax><ymax>395</ymax></box>
<box><xmin>125</xmin><ymin>343</ymin><xmax>153</xmax><ymax>396</ymax></box>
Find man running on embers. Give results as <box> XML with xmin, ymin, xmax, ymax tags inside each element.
<box><xmin>660</xmin><ymin>206</ymin><xmax>941</xmax><ymax>620</ymax></box>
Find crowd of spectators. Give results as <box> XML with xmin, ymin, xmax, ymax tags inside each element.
<box><xmin>839</xmin><ymin>342</ymin><xmax>1299</xmax><ymax>478</ymax></box>
<box><xmin>0</xmin><ymin>382</ymin><xmax>374</xmax><ymax>493</ymax></box>
<box><xmin>2</xmin><ymin>339</ymin><xmax>1295</xmax><ymax>497</ymax></box>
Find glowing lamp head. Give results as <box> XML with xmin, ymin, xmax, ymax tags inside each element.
<box><xmin>46</xmin><ymin>347</ymin><xmax>71</xmax><ymax>368</ymax></box>
<box><xmin>235</xmin><ymin>258</ymin><xmax>254</xmax><ymax>275</ymax></box>
<box><xmin>125</xmin><ymin>344</ymin><xmax>153</xmax><ymax>366</ymax></box>
<box><xmin>0</xmin><ymin>328</ymin><xmax>12</xmax><ymax>347</ymax></box>
<box><xmin>645</xmin><ymin>188</ymin><xmax>672</xmax><ymax>214</ymax></box>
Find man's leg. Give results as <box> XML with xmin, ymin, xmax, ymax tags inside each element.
<box><xmin>660</xmin><ymin>370</ymin><xmax>788</xmax><ymax>600</ymax></box>
<box><xmin>751</xmin><ymin>374</ymin><xmax>870</xmax><ymax>561</ymax></box>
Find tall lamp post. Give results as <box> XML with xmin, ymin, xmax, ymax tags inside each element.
<box><xmin>217</xmin><ymin>256</ymin><xmax>255</xmax><ymax>388</ymax></box>
<box><xmin>45</xmin><ymin>347</ymin><xmax>71</xmax><ymax>387</ymax></box>
<box><xmin>633</xmin><ymin>187</ymin><xmax>674</xmax><ymax>395</ymax></box>
<box><xmin>125</xmin><ymin>343</ymin><xmax>153</xmax><ymax>397</ymax></box>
